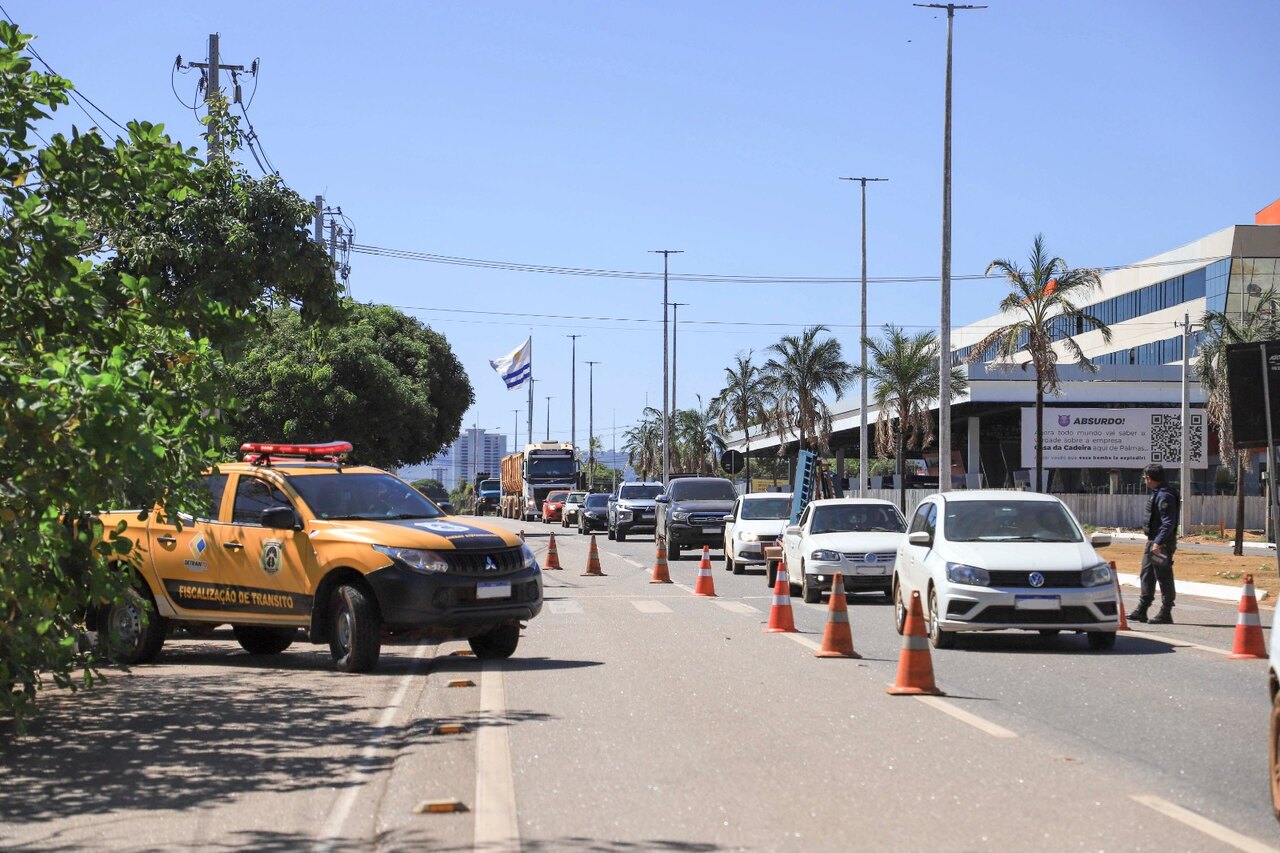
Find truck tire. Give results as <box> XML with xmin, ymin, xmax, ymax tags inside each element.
<box><xmin>329</xmin><ymin>584</ymin><xmax>381</xmax><ymax>673</ymax></box>
<box><xmin>100</xmin><ymin>586</ymin><xmax>167</xmax><ymax>665</ymax></box>
<box><xmin>616</xmin><ymin>528</ymin><xmax>626</xmax><ymax>542</ymax></box>
<box><xmin>469</xmin><ymin>623</ymin><xmax>520</xmax><ymax>659</ymax></box>
<box><xmin>669</xmin><ymin>543</ymin><xmax>681</xmax><ymax>561</ymax></box>
<box><xmin>233</xmin><ymin>625</ymin><xmax>296</xmax><ymax>655</ymax></box>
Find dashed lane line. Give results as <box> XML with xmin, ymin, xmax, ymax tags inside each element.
<box><xmin>714</xmin><ymin>601</ymin><xmax>760</xmax><ymax>614</ymax></box>
<box><xmin>1131</xmin><ymin>794</ymin><xmax>1278</xmax><ymax>853</ymax></box>
<box><xmin>633</xmin><ymin>600</ymin><xmax>673</xmax><ymax>613</ymax></box>
<box><xmin>1121</xmin><ymin>629</ymin><xmax>1239</xmax><ymax>657</ymax></box>
<box><xmin>547</xmin><ymin>601</ymin><xmax>583</xmax><ymax>614</ymax></box>
<box><xmin>474</xmin><ymin>662</ymin><xmax>520</xmax><ymax>852</ymax></box>
<box><xmin>913</xmin><ymin>694</ymin><xmax>1017</xmax><ymax>739</ymax></box>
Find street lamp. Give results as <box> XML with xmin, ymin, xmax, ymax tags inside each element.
<box><xmin>545</xmin><ymin>396</ymin><xmax>553</xmax><ymax>442</ymax></box>
<box><xmin>651</xmin><ymin>249</ymin><xmax>683</xmax><ymax>486</ymax></box>
<box><xmin>586</xmin><ymin>361</ymin><xmax>600</xmax><ymax>490</ymax></box>
<box><xmin>671</xmin><ymin>302</ymin><xmax>688</xmax><ymax>415</ymax></box>
<box><xmin>567</xmin><ymin>334</ymin><xmax>581</xmax><ymax>453</ymax></box>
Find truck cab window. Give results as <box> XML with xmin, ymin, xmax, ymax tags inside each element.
<box><xmin>232</xmin><ymin>477</ymin><xmax>293</xmax><ymax>525</ymax></box>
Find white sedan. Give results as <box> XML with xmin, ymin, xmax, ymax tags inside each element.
<box><xmin>781</xmin><ymin>498</ymin><xmax>906</xmax><ymax>603</ymax></box>
<box><xmin>720</xmin><ymin>492</ymin><xmax>792</xmax><ymax>575</ymax></box>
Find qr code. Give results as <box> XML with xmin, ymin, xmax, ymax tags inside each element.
<box><xmin>1150</xmin><ymin>413</ymin><xmax>1203</xmax><ymax>464</ymax></box>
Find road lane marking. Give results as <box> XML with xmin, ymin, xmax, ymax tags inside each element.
<box><xmin>1120</xmin><ymin>630</ymin><xmax>1234</xmax><ymax>656</ymax></box>
<box><xmin>475</xmin><ymin>662</ymin><xmax>520</xmax><ymax>852</ymax></box>
<box><xmin>547</xmin><ymin>601</ymin><xmax>582</xmax><ymax>614</ymax></box>
<box><xmin>633</xmin><ymin>600</ymin><xmax>673</xmax><ymax>613</ymax></box>
<box><xmin>623</xmin><ymin>558</ymin><xmax>647</xmax><ymax>569</ymax></box>
<box><xmin>782</xmin><ymin>633</ymin><xmax>823</xmax><ymax>652</ymax></box>
<box><xmin>1131</xmin><ymin>794</ymin><xmax>1278</xmax><ymax>852</ymax></box>
<box><xmin>314</xmin><ymin>642</ymin><xmax>433</xmax><ymax>850</ymax></box>
<box><xmin>714</xmin><ymin>601</ymin><xmax>759</xmax><ymax>614</ymax></box>
<box><xmin>913</xmin><ymin>695</ymin><xmax>1017</xmax><ymax>739</ymax></box>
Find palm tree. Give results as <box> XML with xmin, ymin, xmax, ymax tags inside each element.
<box><xmin>622</xmin><ymin>407</ymin><xmax>662</xmax><ymax>481</ymax></box>
<box><xmin>673</xmin><ymin>395</ymin><xmax>726</xmax><ymax>474</ymax></box>
<box><xmin>763</xmin><ymin>326</ymin><xmax>855</xmax><ymax>473</ymax></box>
<box><xmin>966</xmin><ymin>234</ymin><xmax>1111</xmax><ymax>492</ymax></box>
<box><xmin>1196</xmin><ymin>287</ymin><xmax>1280</xmax><ymax>554</ymax></box>
<box><xmin>709</xmin><ymin>351</ymin><xmax>772</xmax><ymax>492</ymax></box>
<box><xmin>855</xmin><ymin>325</ymin><xmax>967</xmax><ymax>511</ymax></box>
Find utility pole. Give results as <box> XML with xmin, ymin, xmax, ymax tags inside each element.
<box><xmin>916</xmin><ymin>3</ymin><xmax>985</xmax><ymax>493</ymax></box>
<box><xmin>586</xmin><ymin>361</ymin><xmax>600</xmax><ymax>490</ymax></box>
<box><xmin>545</xmin><ymin>397</ymin><xmax>553</xmax><ymax>442</ymax></box>
<box><xmin>314</xmin><ymin>195</ymin><xmax>324</xmax><ymax>243</ymax></box>
<box><xmin>840</xmin><ymin>176</ymin><xmax>887</xmax><ymax>498</ymax></box>
<box><xmin>650</xmin><ymin>249</ymin><xmax>683</xmax><ymax>486</ymax></box>
<box><xmin>1177</xmin><ymin>312</ymin><xmax>1203</xmax><ymax>529</ymax></box>
<box><xmin>671</xmin><ymin>303</ymin><xmax>688</xmax><ymax>416</ymax></box>
<box><xmin>567</xmin><ymin>334</ymin><xmax>581</xmax><ymax>456</ymax></box>
<box><xmin>184</xmin><ymin>34</ymin><xmax>246</xmax><ymax>159</ymax></box>
<box><xmin>612</xmin><ymin>409</ymin><xmax>617</xmax><ymax>492</ymax></box>
<box><xmin>513</xmin><ymin>409</ymin><xmax>520</xmax><ymax>454</ymax></box>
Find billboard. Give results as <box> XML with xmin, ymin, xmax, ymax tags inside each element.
<box><xmin>1020</xmin><ymin>408</ymin><xmax>1207</xmax><ymax>469</ymax></box>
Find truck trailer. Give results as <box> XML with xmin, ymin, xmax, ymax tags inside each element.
<box><xmin>501</xmin><ymin>442</ymin><xmax>578</xmax><ymax>521</ymax></box>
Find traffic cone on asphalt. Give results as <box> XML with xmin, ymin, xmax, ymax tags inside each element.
<box><xmin>815</xmin><ymin>573</ymin><xmax>861</xmax><ymax>658</ymax></box>
<box><xmin>1229</xmin><ymin>573</ymin><xmax>1267</xmax><ymax>659</ymax></box>
<box><xmin>544</xmin><ymin>531</ymin><xmax>561</xmax><ymax>570</ymax></box>
<box><xmin>693</xmin><ymin>546</ymin><xmax>717</xmax><ymax>597</ymax></box>
<box><xmin>1111</xmin><ymin>560</ymin><xmax>1130</xmax><ymax>631</ymax></box>
<box><xmin>764</xmin><ymin>561</ymin><xmax>797</xmax><ymax>633</ymax></box>
<box><xmin>581</xmin><ymin>534</ymin><xmax>606</xmax><ymax>577</ymax></box>
<box><xmin>650</xmin><ymin>539</ymin><xmax>673</xmax><ymax>584</ymax></box>
<box><xmin>886</xmin><ymin>590</ymin><xmax>945</xmax><ymax>696</ymax></box>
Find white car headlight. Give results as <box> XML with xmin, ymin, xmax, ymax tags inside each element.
<box><xmin>810</xmin><ymin>549</ymin><xmax>841</xmax><ymax>563</ymax></box>
<box><xmin>373</xmin><ymin>545</ymin><xmax>449</xmax><ymax>573</ymax></box>
<box><xmin>945</xmin><ymin>562</ymin><xmax>990</xmax><ymax>586</ymax></box>
<box><xmin>672</xmin><ymin>511</ymin><xmax>690</xmax><ymax>522</ymax></box>
<box><xmin>1081</xmin><ymin>562</ymin><xmax>1112</xmax><ymax>587</ymax></box>
<box><xmin>738</xmin><ymin>531</ymin><xmax>760</xmax><ymax>542</ymax></box>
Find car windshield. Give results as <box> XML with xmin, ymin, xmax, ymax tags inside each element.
<box><xmin>671</xmin><ymin>480</ymin><xmax>736</xmax><ymax>501</ymax></box>
<box><xmin>528</xmin><ymin>457</ymin><xmax>576</xmax><ymax>478</ymax></box>
<box><xmin>546</xmin><ymin>491</ymin><xmax>568</xmax><ymax>502</ymax></box>
<box><xmin>620</xmin><ymin>485</ymin><xmax>662</xmax><ymax>500</ymax></box>
<box><xmin>585</xmin><ymin>494</ymin><xmax>609</xmax><ymax>507</ymax></box>
<box><xmin>810</xmin><ymin>504</ymin><xmax>906</xmax><ymax>534</ymax></box>
<box><xmin>567</xmin><ymin>492</ymin><xmax>586</xmax><ymax>503</ymax></box>
<box><xmin>740</xmin><ymin>497</ymin><xmax>792</xmax><ymax>520</ymax></box>
<box><xmin>480</xmin><ymin>480</ymin><xmax>500</xmax><ymax>491</ymax></box>
<box><xmin>289</xmin><ymin>472</ymin><xmax>445</xmax><ymax>521</ymax></box>
<box><xmin>944</xmin><ymin>500</ymin><xmax>1083</xmax><ymax>543</ymax></box>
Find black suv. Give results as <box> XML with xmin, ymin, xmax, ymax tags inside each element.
<box><xmin>654</xmin><ymin>476</ymin><xmax>738</xmax><ymax>560</ymax></box>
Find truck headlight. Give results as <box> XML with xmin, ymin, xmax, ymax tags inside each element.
<box><xmin>520</xmin><ymin>543</ymin><xmax>538</xmax><ymax>570</ymax></box>
<box><xmin>945</xmin><ymin>562</ymin><xmax>990</xmax><ymax>586</ymax></box>
<box><xmin>672</xmin><ymin>511</ymin><xmax>689</xmax><ymax>522</ymax></box>
<box><xmin>1081</xmin><ymin>562</ymin><xmax>1112</xmax><ymax>587</ymax></box>
<box><xmin>373</xmin><ymin>545</ymin><xmax>449</xmax><ymax>573</ymax></box>
<box><xmin>810</xmin><ymin>549</ymin><xmax>841</xmax><ymax>562</ymax></box>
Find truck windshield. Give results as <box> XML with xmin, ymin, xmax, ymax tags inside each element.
<box><xmin>620</xmin><ymin>485</ymin><xmax>662</xmax><ymax>500</ymax></box>
<box><xmin>288</xmin><ymin>473</ymin><xmax>445</xmax><ymax>521</ymax></box>
<box><xmin>527</xmin><ymin>457</ymin><xmax>576</xmax><ymax>479</ymax></box>
<box><xmin>671</xmin><ymin>480</ymin><xmax>736</xmax><ymax>501</ymax></box>
<box><xmin>479</xmin><ymin>480</ymin><xmax>500</xmax><ymax>492</ymax></box>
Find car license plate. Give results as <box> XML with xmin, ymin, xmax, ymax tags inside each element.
<box><xmin>477</xmin><ymin>582</ymin><xmax>511</xmax><ymax>600</ymax></box>
<box><xmin>702</xmin><ymin>526</ymin><xmax>720</xmax><ymax>534</ymax></box>
<box><xmin>853</xmin><ymin>565</ymin><xmax>888</xmax><ymax>576</ymax></box>
<box><xmin>1014</xmin><ymin>594</ymin><xmax>1060</xmax><ymax>610</ymax></box>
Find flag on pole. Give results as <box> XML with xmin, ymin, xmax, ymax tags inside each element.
<box><xmin>489</xmin><ymin>337</ymin><xmax>532</xmax><ymax>389</ymax></box>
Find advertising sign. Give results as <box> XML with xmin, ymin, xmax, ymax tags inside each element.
<box><xmin>1020</xmin><ymin>408</ymin><xmax>1207</xmax><ymax>469</ymax></box>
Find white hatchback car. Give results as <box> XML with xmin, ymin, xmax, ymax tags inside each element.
<box><xmin>1269</xmin><ymin>625</ymin><xmax>1280</xmax><ymax>820</ymax></box>
<box><xmin>781</xmin><ymin>498</ymin><xmax>907</xmax><ymax>603</ymax></box>
<box><xmin>892</xmin><ymin>490</ymin><xmax>1118</xmax><ymax>650</ymax></box>
<box><xmin>721</xmin><ymin>492</ymin><xmax>792</xmax><ymax>576</ymax></box>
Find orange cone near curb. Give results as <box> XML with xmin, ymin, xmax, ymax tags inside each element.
<box><xmin>650</xmin><ymin>539</ymin><xmax>673</xmax><ymax>584</ymax></box>
<box><xmin>886</xmin><ymin>590</ymin><xmax>945</xmax><ymax>696</ymax></box>
<box><xmin>693</xmin><ymin>546</ymin><xmax>717</xmax><ymax>597</ymax></box>
<box><xmin>1229</xmin><ymin>573</ymin><xmax>1266</xmax><ymax>659</ymax></box>
<box><xmin>815</xmin><ymin>573</ymin><xmax>861</xmax><ymax>657</ymax></box>
<box><xmin>1111</xmin><ymin>560</ymin><xmax>1130</xmax><ymax>631</ymax></box>
<box><xmin>544</xmin><ymin>531</ymin><xmax>561</xmax><ymax>570</ymax></box>
<box><xmin>581</xmin><ymin>534</ymin><xmax>606</xmax><ymax>577</ymax></box>
<box><xmin>764</xmin><ymin>561</ymin><xmax>797</xmax><ymax>633</ymax></box>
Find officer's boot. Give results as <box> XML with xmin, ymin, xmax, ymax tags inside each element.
<box><xmin>1127</xmin><ymin>603</ymin><xmax>1150</xmax><ymax>623</ymax></box>
<box><xmin>1149</xmin><ymin>602</ymin><xmax>1174</xmax><ymax>625</ymax></box>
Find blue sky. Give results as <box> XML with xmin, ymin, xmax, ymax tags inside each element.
<box><xmin>13</xmin><ymin>1</ymin><xmax>1280</xmax><ymax>458</ymax></box>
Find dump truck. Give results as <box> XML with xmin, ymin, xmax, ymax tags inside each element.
<box><xmin>501</xmin><ymin>441</ymin><xmax>578</xmax><ymax>521</ymax></box>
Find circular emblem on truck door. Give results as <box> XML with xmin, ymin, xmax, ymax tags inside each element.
<box><xmin>1028</xmin><ymin>571</ymin><xmax>1045</xmax><ymax>588</ymax></box>
<box><xmin>261</xmin><ymin>540</ymin><xmax>283</xmax><ymax>575</ymax></box>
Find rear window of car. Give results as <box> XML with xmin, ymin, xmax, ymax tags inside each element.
<box><xmin>567</xmin><ymin>492</ymin><xmax>586</xmax><ymax>502</ymax></box>
<box><xmin>585</xmin><ymin>494</ymin><xmax>609</xmax><ymax>507</ymax></box>
<box><xmin>740</xmin><ymin>497</ymin><xmax>792</xmax><ymax>520</ymax></box>
<box><xmin>944</xmin><ymin>500</ymin><xmax>1082</xmax><ymax>543</ymax></box>
<box><xmin>620</xmin><ymin>485</ymin><xmax>662</xmax><ymax>499</ymax></box>
<box><xmin>670</xmin><ymin>480</ymin><xmax>737</xmax><ymax>501</ymax></box>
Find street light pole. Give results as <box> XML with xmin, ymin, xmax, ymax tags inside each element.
<box><xmin>651</xmin><ymin>249</ymin><xmax>683</xmax><ymax>487</ymax></box>
<box><xmin>545</xmin><ymin>397</ymin><xmax>553</xmax><ymax>442</ymax></box>
<box><xmin>586</xmin><ymin>361</ymin><xmax>600</xmax><ymax>490</ymax></box>
<box><xmin>917</xmin><ymin>2</ymin><xmax>985</xmax><ymax>494</ymax></box>
<box><xmin>840</xmin><ymin>176</ymin><xmax>887</xmax><ymax>498</ymax></box>
<box><xmin>567</xmin><ymin>334</ymin><xmax>581</xmax><ymax>455</ymax></box>
<box><xmin>671</xmin><ymin>302</ymin><xmax>688</xmax><ymax>416</ymax></box>
<box><xmin>512</xmin><ymin>409</ymin><xmax>520</xmax><ymax>452</ymax></box>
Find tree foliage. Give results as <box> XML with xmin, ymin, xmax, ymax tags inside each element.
<box><xmin>762</xmin><ymin>325</ymin><xmax>854</xmax><ymax>454</ymax></box>
<box><xmin>224</xmin><ymin>304</ymin><xmax>473</xmax><ymax>470</ymax></box>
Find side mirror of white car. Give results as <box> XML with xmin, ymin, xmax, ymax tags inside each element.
<box><xmin>907</xmin><ymin>530</ymin><xmax>932</xmax><ymax>547</ymax></box>
<box><xmin>784</xmin><ymin>525</ymin><xmax>801</xmax><ymax>537</ymax></box>
<box><xmin>722</xmin><ymin>514</ymin><xmax>734</xmax><ymax>523</ymax></box>
<box><xmin>1090</xmin><ymin>532</ymin><xmax>1112</xmax><ymax>548</ymax></box>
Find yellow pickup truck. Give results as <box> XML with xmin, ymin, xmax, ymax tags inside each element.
<box><xmin>94</xmin><ymin>441</ymin><xmax>542</xmax><ymax>672</ymax></box>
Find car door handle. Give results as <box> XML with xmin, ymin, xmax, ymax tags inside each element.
<box><xmin>222</xmin><ymin>541</ymin><xmax>245</xmax><ymax>550</ymax></box>
<box><xmin>156</xmin><ymin>536</ymin><xmax>177</xmax><ymax>545</ymax></box>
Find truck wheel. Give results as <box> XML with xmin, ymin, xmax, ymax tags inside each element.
<box><xmin>607</xmin><ymin>526</ymin><xmax>615</xmax><ymax>541</ymax></box>
<box><xmin>469</xmin><ymin>623</ymin><xmax>520</xmax><ymax>659</ymax></box>
<box><xmin>100</xmin><ymin>587</ymin><xmax>167</xmax><ymax>665</ymax></box>
<box><xmin>616</xmin><ymin>528</ymin><xmax>626</xmax><ymax>542</ymax></box>
<box><xmin>329</xmin><ymin>584</ymin><xmax>381</xmax><ymax>673</ymax></box>
<box><xmin>669</xmin><ymin>543</ymin><xmax>681</xmax><ymax>561</ymax></box>
<box><xmin>233</xmin><ymin>625</ymin><xmax>296</xmax><ymax>655</ymax></box>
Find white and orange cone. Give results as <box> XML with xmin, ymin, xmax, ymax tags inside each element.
<box><xmin>650</xmin><ymin>539</ymin><xmax>673</xmax><ymax>584</ymax></box>
<box><xmin>544</xmin><ymin>531</ymin><xmax>561</xmax><ymax>570</ymax></box>
<box><xmin>693</xmin><ymin>546</ymin><xmax>717</xmax><ymax>597</ymax></box>
<box><xmin>1229</xmin><ymin>573</ymin><xmax>1266</xmax><ymax>659</ymax></box>
<box><xmin>887</xmin><ymin>590</ymin><xmax>944</xmax><ymax>696</ymax></box>
<box><xmin>582</xmin><ymin>534</ymin><xmax>606</xmax><ymax>577</ymax></box>
<box><xmin>815</xmin><ymin>573</ymin><xmax>860</xmax><ymax>658</ymax></box>
<box><xmin>764</xmin><ymin>561</ymin><xmax>797</xmax><ymax>633</ymax></box>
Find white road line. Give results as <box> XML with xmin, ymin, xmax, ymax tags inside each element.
<box><xmin>633</xmin><ymin>600</ymin><xmax>673</xmax><ymax>613</ymax></box>
<box><xmin>714</xmin><ymin>601</ymin><xmax>760</xmax><ymax>614</ymax></box>
<box><xmin>314</xmin><ymin>643</ymin><xmax>432</xmax><ymax>850</ymax></box>
<box><xmin>913</xmin><ymin>695</ymin><xmax>1017</xmax><ymax>739</ymax></box>
<box><xmin>782</xmin><ymin>633</ymin><xmax>823</xmax><ymax>652</ymax></box>
<box><xmin>547</xmin><ymin>601</ymin><xmax>582</xmax><ymax>614</ymax></box>
<box><xmin>475</xmin><ymin>662</ymin><xmax>520</xmax><ymax>852</ymax></box>
<box><xmin>1121</xmin><ymin>630</ymin><xmax>1235</xmax><ymax>656</ymax></box>
<box><xmin>1131</xmin><ymin>794</ymin><xmax>1278</xmax><ymax>853</ymax></box>
<box><xmin>623</xmin><ymin>558</ymin><xmax>647</xmax><ymax>569</ymax></box>
<box><xmin>673</xmin><ymin>582</ymin><xmax>695</xmax><ymax>594</ymax></box>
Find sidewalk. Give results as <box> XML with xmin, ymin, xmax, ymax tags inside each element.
<box><xmin>1115</xmin><ymin>571</ymin><xmax>1265</xmax><ymax>602</ymax></box>
<box><xmin>1108</xmin><ymin>529</ymin><xmax>1276</xmax><ymax>554</ymax></box>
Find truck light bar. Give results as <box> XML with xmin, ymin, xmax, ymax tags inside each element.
<box><xmin>240</xmin><ymin>441</ymin><xmax>353</xmax><ymax>465</ymax></box>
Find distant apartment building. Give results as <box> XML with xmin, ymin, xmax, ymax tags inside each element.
<box><xmin>398</xmin><ymin>430</ymin><xmax>507</xmax><ymax>491</ymax></box>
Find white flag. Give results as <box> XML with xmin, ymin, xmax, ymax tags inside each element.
<box><xmin>489</xmin><ymin>337</ymin><xmax>531</xmax><ymax>389</ymax></box>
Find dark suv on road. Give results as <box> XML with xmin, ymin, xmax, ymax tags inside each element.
<box><xmin>655</xmin><ymin>476</ymin><xmax>738</xmax><ymax>560</ymax></box>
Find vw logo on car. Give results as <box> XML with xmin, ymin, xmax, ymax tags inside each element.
<box><xmin>1028</xmin><ymin>571</ymin><xmax>1046</xmax><ymax>588</ymax></box>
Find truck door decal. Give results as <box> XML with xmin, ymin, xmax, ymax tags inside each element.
<box><xmin>163</xmin><ymin>579</ymin><xmax>312</xmax><ymax>615</ymax></box>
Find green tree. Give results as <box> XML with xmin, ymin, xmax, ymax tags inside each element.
<box><xmin>673</xmin><ymin>395</ymin><xmax>726</xmax><ymax>474</ymax></box>
<box><xmin>622</xmin><ymin>407</ymin><xmax>663</xmax><ymax>481</ymax></box>
<box><xmin>709</xmin><ymin>351</ymin><xmax>773</xmax><ymax>492</ymax></box>
<box><xmin>967</xmin><ymin>234</ymin><xmax>1110</xmax><ymax>492</ymax></box>
<box><xmin>1196</xmin><ymin>287</ymin><xmax>1280</xmax><ymax>554</ymax></box>
<box><xmin>763</xmin><ymin>325</ymin><xmax>854</xmax><ymax>478</ymax></box>
<box><xmin>224</xmin><ymin>304</ymin><xmax>473</xmax><ymax>470</ymax></box>
<box><xmin>855</xmin><ymin>325</ymin><xmax>968</xmax><ymax>510</ymax></box>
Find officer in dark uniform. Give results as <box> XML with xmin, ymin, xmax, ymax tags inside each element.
<box><xmin>1129</xmin><ymin>463</ymin><xmax>1180</xmax><ymax>624</ymax></box>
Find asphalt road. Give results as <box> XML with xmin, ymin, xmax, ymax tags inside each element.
<box><xmin>3</xmin><ymin>516</ymin><xmax>1279</xmax><ymax>851</ymax></box>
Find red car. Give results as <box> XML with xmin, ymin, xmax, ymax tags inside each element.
<box><xmin>542</xmin><ymin>490</ymin><xmax>569</xmax><ymax>523</ymax></box>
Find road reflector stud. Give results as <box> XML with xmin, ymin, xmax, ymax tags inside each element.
<box><xmin>446</xmin><ymin>679</ymin><xmax>475</xmax><ymax>688</ymax></box>
<box><xmin>413</xmin><ymin>798</ymin><xmax>469</xmax><ymax>814</ymax></box>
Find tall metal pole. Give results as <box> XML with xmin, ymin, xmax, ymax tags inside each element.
<box><xmin>206</xmin><ymin>33</ymin><xmax>220</xmax><ymax>159</ymax></box>
<box><xmin>545</xmin><ymin>397</ymin><xmax>553</xmax><ymax>442</ymax></box>
<box><xmin>513</xmin><ymin>409</ymin><xmax>520</xmax><ymax>454</ymax></box>
<box><xmin>1260</xmin><ymin>344</ymin><xmax>1280</xmax><ymax>572</ymax></box>
<box><xmin>1180</xmin><ymin>312</ymin><xmax>1191</xmax><ymax>522</ymax></box>
<box><xmin>671</xmin><ymin>303</ymin><xmax>688</xmax><ymax>416</ymax></box>
<box><xmin>528</xmin><ymin>376</ymin><xmax>534</xmax><ymax>448</ymax></box>
<box><xmin>917</xmin><ymin>3</ymin><xmax>985</xmax><ymax>494</ymax></box>
<box><xmin>840</xmin><ymin>176</ymin><xmax>887</xmax><ymax>497</ymax></box>
<box><xmin>567</xmin><ymin>335</ymin><xmax>581</xmax><ymax>455</ymax></box>
<box><xmin>651</xmin><ymin>249</ymin><xmax>683</xmax><ymax>486</ymax></box>
<box><xmin>586</xmin><ymin>361</ymin><xmax>600</xmax><ymax>490</ymax></box>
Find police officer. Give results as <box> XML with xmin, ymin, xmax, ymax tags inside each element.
<box><xmin>1129</xmin><ymin>463</ymin><xmax>1180</xmax><ymax>624</ymax></box>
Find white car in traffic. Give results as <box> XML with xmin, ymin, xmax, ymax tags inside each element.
<box><xmin>892</xmin><ymin>490</ymin><xmax>1118</xmax><ymax>650</ymax></box>
<box><xmin>781</xmin><ymin>498</ymin><xmax>906</xmax><ymax>603</ymax></box>
<box><xmin>721</xmin><ymin>492</ymin><xmax>792</xmax><ymax>576</ymax></box>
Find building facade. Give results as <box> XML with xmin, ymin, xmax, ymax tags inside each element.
<box><xmin>397</xmin><ymin>430</ymin><xmax>507</xmax><ymax>491</ymax></box>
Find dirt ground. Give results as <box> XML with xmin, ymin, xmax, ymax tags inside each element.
<box><xmin>1106</xmin><ymin>540</ymin><xmax>1280</xmax><ymax>605</ymax></box>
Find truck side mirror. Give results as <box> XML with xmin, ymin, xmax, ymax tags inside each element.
<box><xmin>261</xmin><ymin>506</ymin><xmax>300</xmax><ymax>531</ymax></box>
<box><xmin>655</xmin><ymin>495</ymin><xmax>669</xmax><ymax>504</ymax></box>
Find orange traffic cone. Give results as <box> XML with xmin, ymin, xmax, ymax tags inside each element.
<box><xmin>1111</xmin><ymin>560</ymin><xmax>1130</xmax><ymax>631</ymax></box>
<box><xmin>581</xmin><ymin>534</ymin><xmax>606</xmax><ymax>577</ymax></box>
<box><xmin>693</xmin><ymin>546</ymin><xmax>717</xmax><ymax>597</ymax></box>
<box><xmin>815</xmin><ymin>573</ymin><xmax>861</xmax><ymax>657</ymax></box>
<box><xmin>650</xmin><ymin>539</ymin><xmax>673</xmax><ymax>584</ymax></box>
<box><xmin>1229</xmin><ymin>573</ymin><xmax>1266</xmax><ymax>659</ymax></box>
<box><xmin>764</xmin><ymin>561</ymin><xmax>797</xmax><ymax>633</ymax></box>
<box><xmin>544</xmin><ymin>531</ymin><xmax>561</xmax><ymax>570</ymax></box>
<box><xmin>887</xmin><ymin>590</ymin><xmax>944</xmax><ymax>696</ymax></box>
